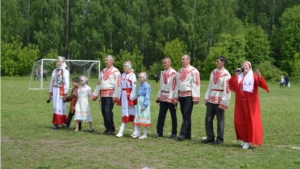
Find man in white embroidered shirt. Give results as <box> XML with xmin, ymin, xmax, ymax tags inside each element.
<box><xmin>201</xmin><ymin>56</ymin><xmax>231</xmax><ymax>144</ymax></box>
<box><xmin>176</xmin><ymin>54</ymin><xmax>200</xmax><ymax>141</ymax></box>
<box><xmin>153</xmin><ymin>57</ymin><xmax>178</xmax><ymax>139</ymax></box>
<box><xmin>92</xmin><ymin>55</ymin><xmax>121</xmax><ymax>135</ymax></box>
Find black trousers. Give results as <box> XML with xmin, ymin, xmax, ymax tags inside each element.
<box><xmin>205</xmin><ymin>102</ymin><xmax>225</xmax><ymax>141</ymax></box>
<box><xmin>66</xmin><ymin>110</ymin><xmax>82</xmax><ymax>130</ymax></box>
<box><xmin>43</xmin><ymin>73</ymin><xmax>47</xmax><ymax>81</ymax></box>
<box><xmin>156</xmin><ymin>101</ymin><xmax>177</xmax><ymax>135</ymax></box>
<box><xmin>179</xmin><ymin>96</ymin><xmax>194</xmax><ymax>138</ymax></box>
<box><xmin>101</xmin><ymin>97</ymin><xmax>115</xmax><ymax>132</ymax></box>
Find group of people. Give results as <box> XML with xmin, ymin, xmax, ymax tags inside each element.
<box><xmin>48</xmin><ymin>54</ymin><xmax>269</xmax><ymax>149</ymax></box>
<box><xmin>280</xmin><ymin>73</ymin><xmax>289</xmax><ymax>88</ymax></box>
<box><xmin>34</xmin><ymin>68</ymin><xmax>47</xmax><ymax>81</ymax></box>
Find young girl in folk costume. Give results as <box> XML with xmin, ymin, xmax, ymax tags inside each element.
<box><xmin>74</xmin><ymin>76</ymin><xmax>94</xmax><ymax>132</ymax></box>
<box><xmin>49</xmin><ymin>56</ymin><xmax>70</xmax><ymax>130</ymax></box>
<box><xmin>63</xmin><ymin>77</ymin><xmax>82</xmax><ymax>130</ymax></box>
<box><xmin>116</xmin><ymin>61</ymin><xmax>137</xmax><ymax>138</ymax></box>
<box><xmin>132</xmin><ymin>72</ymin><xmax>151</xmax><ymax>139</ymax></box>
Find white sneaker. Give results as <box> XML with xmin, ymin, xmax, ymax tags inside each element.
<box><xmin>130</xmin><ymin>132</ymin><xmax>136</xmax><ymax>137</ymax></box>
<box><xmin>242</xmin><ymin>142</ymin><xmax>250</xmax><ymax>149</ymax></box>
<box><xmin>132</xmin><ymin>135</ymin><xmax>140</xmax><ymax>139</ymax></box>
<box><xmin>116</xmin><ymin>133</ymin><xmax>123</xmax><ymax>138</ymax></box>
<box><xmin>138</xmin><ymin>135</ymin><xmax>147</xmax><ymax>139</ymax></box>
<box><xmin>241</xmin><ymin>141</ymin><xmax>245</xmax><ymax>147</ymax></box>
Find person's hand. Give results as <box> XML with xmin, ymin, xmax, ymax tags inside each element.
<box><xmin>49</xmin><ymin>94</ymin><xmax>52</xmax><ymax>99</ymax></box>
<box><xmin>255</xmin><ymin>69</ymin><xmax>262</xmax><ymax>78</ymax></box>
<box><xmin>194</xmin><ymin>101</ymin><xmax>199</xmax><ymax>105</ymax></box>
<box><xmin>141</xmin><ymin>107</ymin><xmax>146</xmax><ymax>111</ymax></box>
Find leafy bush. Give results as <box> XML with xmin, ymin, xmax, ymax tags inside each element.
<box><xmin>255</xmin><ymin>61</ymin><xmax>285</xmax><ymax>82</ymax></box>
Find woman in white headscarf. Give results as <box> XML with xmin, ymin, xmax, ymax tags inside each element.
<box><xmin>49</xmin><ymin>56</ymin><xmax>70</xmax><ymax>130</ymax></box>
<box><xmin>228</xmin><ymin>61</ymin><xmax>269</xmax><ymax>149</ymax></box>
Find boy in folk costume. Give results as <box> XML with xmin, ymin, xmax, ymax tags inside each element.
<box><xmin>116</xmin><ymin>61</ymin><xmax>137</xmax><ymax>138</ymax></box>
<box><xmin>63</xmin><ymin>77</ymin><xmax>82</xmax><ymax>130</ymax></box>
<box><xmin>132</xmin><ymin>72</ymin><xmax>151</xmax><ymax>139</ymax></box>
<box><xmin>74</xmin><ymin>76</ymin><xmax>94</xmax><ymax>132</ymax></box>
<box><xmin>153</xmin><ymin>57</ymin><xmax>178</xmax><ymax>139</ymax></box>
<box><xmin>92</xmin><ymin>55</ymin><xmax>121</xmax><ymax>135</ymax></box>
<box><xmin>176</xmin><ymin>54</ymin><xmax>200</xmax><ymax>141</ymax></box>
<box><xmin>49</xmin><ymin>56</ymin><xmax>70</xmax><ymax>130</ymax></box>
<box><xmin>201</xmin><ymin>56</ymin><xmax>231</xmax><ymax>144</ymax></box>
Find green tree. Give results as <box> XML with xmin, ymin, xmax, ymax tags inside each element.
<box><xmin>163</xmin><ymin>38</ymin><xmax>188</xmax><ymax>71</ymax></box>
<box><xmin>245</xmin><ymin>25</ymin><xmax>272</xmax><ymax>65</ymax></box>
<box><xmin>1</xmin><ymin>41</ymin><xmax>39</xmax><ymax>76</ymax></box>
<box><xmin>202</xmin><ymin>34</ymin><xmax>246</xmax><ymax>79</ymax></box>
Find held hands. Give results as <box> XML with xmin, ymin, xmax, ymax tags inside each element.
<box><xmin>141</xmin><ymin>107</ymin><xmax>146</xmax><ymax>111</ymax></box>
<box><xmin>194</xmin><ymin>101</ymin><xmax>199</xmax><ymax>105</ymax></box>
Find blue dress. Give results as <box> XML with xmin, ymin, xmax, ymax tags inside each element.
<box><xmin>134</xmin><ymin>82</ymin><xmax>151</xmax><ymax>127</ymax></box>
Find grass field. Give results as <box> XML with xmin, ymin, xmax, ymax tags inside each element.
<box><xmin>1</xmin><ymin>76</ymin><xmax>300</xmax><ymax>169</ymax></box>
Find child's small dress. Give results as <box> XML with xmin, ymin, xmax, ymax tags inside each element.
<box><xmin>74</xmin><ymin>84</ymin><xmax>93</xmax><ymax>122</ymax></box>
<box><xmin>133</xmin><ymin>82</ymin><xmax>151</xmax><ymax>126</ymax></box>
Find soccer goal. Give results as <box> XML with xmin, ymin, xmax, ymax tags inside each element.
<box><xmin>28</xmin><ymin>59</ymin><xmax>100</xmax><ymax>90</ymax></box>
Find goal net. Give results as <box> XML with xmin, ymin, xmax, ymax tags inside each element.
<box><xmin>28</xmin><ymin>59</ymin><xmax>100</xmax><ymax>90</ymax></box>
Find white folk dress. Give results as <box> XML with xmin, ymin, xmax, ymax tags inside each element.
<box><xmin>117</xmin><ymin>72</ymin><xmax>137</xmax><ymax>123</ymax></box>
<box><xmin>49</xmin><ymin>68</ymin><xmax>70</xmax><ymax>124</ymax></box>
<box><xmin>74</xmin><ymin>84</ymin><xmax>93</xmax><ymax>122</ymax></box>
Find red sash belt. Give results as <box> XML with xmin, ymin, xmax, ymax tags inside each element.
<box><xmin>117</xmin><ymin>88</ymin><xmax>137</xmax><ymax>106</ymax></box>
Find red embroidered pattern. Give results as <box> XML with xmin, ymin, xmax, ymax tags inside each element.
<box><xmin>172</xmin><ymin>77</ymin><xmax>177</xmax><ymax>91</ymax></box>
<box><xmin>213</xmin><ymin>70</ymin><xmax>223</xmax><ymax>85</ymax></box>
<box><xmin>208</xmin><ymin>96</ymin><xmax>222</xmax><ymax>104</ymax></box>
<box><xmin>102</xmin><ymin>68</ymin><xmax>119</xmax><ymax>81</ymax></box>
<box><xmin>193</xmin><ymin>97</ymin><xmax>200</xmax><ymax>101</ymax></box>
<box><xmin>179</xmin><ymin>91</ymin><xmax>192</xmax><ymax>97</ymax></box>
<box><xmin>219</xmin><ymin>104</ymin><xmax>228</xmax><ymax>110</ymax></box>
<box><xmin>100</xmin><ymin>89</ymin><xmax>114</xmax><ymax>97</ymax></box>
<box><xmin>226</xmin><ymin>79</ymin><xmax>230</xmax><ymax>94</ymax></box>
<box><xmin>179</xmin><ymin>68</ymin><xmax>195</xmax><ymax>82</ymax></box>
<box><xmin>163</xmin><ymin>71</ymin><xmax>175</xmax><ymax>85</ymax></box>
<box><xmin>195</xmin><ymin>72</ymin><xmax>200</xmax><ymax>86</ymax></box>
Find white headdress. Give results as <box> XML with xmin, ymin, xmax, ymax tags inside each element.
<box><xmin>57</xmin><ymin>56</ymin><xmax>67</xmax><ymax>69</ymax></box>
<box><xmin>138</xmin><ymin>72</ymin><xmax>148</xmax><ymax>80</ymax></box>
<box><xmin>80</xmin><ymin>76</ymin><xmax>88</xmax><ymax>84</ymax></box>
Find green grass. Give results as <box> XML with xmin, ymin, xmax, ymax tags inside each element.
<box><xmin>1</xmin><ymin>77</ymin><xmax>300</xmax><ymax>169</ymax></box>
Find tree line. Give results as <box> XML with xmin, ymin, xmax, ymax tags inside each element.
<box><xmin>1</xmin><ymin>0</ymin><xmax>300</xmax><ymax>81</ymax></box>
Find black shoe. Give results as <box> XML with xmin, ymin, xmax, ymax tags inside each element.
<box><xmin>201</xmin><ymin>138</ymin><xmax>214</xmax><ymax>144</ymax></box>
<box><xmin>177</xmin><ymin>135</ymin><xmax>185</xmax><ymax>141</ymax></box>
<box><xmin>153</xmin><ymin>133</ymin><xmax>163</xmax><ymax>138</ymax></box>
<box><xmin>212</xmin><ymin>140</ymin><xmax>223</xmax><ymax>145</ymax></box>
<box><xmin>52</xmin><ymin>125</ymin><xmax>58</xmax><ymax>130</ymax></box>
<box><xmin>88</xmin><ymin>128</ymin><xmax>94</xmax><ymax>132</ymax></box>
<box><xmin>169</xmin><ymin>134</ymin><xmax>176</xmax><ymax>139</ymax></box>
<box><xmin>106</xmin><ymin>131</ymin><xmax>115</xmax><ymax>135</ymax></box>
<box><xmin>100</xmin><ymin>131</ymin><xmax>107</xmax><ymax>134</ymax></box>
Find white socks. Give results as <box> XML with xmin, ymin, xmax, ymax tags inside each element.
<box><xmin>132</xmin><ymin>126</ymin><xmax>140</xmax><ymax>138</ymax></box>
<box><xmin>116</xmin><ymin>123</ymin><xmax>126</xmax><ymax>138</ymax></box>
<box><xmin>139</xmin><ymin>127</ymin><xmax>148</xmax><ymax>139</ymax></box>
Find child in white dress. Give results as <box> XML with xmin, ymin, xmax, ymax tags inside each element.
<box><xmin>74</xmin><ymin>76</ymin><xmax>94</xmax><ymax>132</ymax></box>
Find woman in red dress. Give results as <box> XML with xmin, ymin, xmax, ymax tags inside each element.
<box><xmin>228</xmin><ymin>61</ymin><xmax>269</xmax><ymax>149</ymax></box>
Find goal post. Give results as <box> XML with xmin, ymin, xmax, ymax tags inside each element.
<box><xmin>28</xmin><ymin>59</ymin><xmax>101</xmax><ymax>90</ymax></box>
